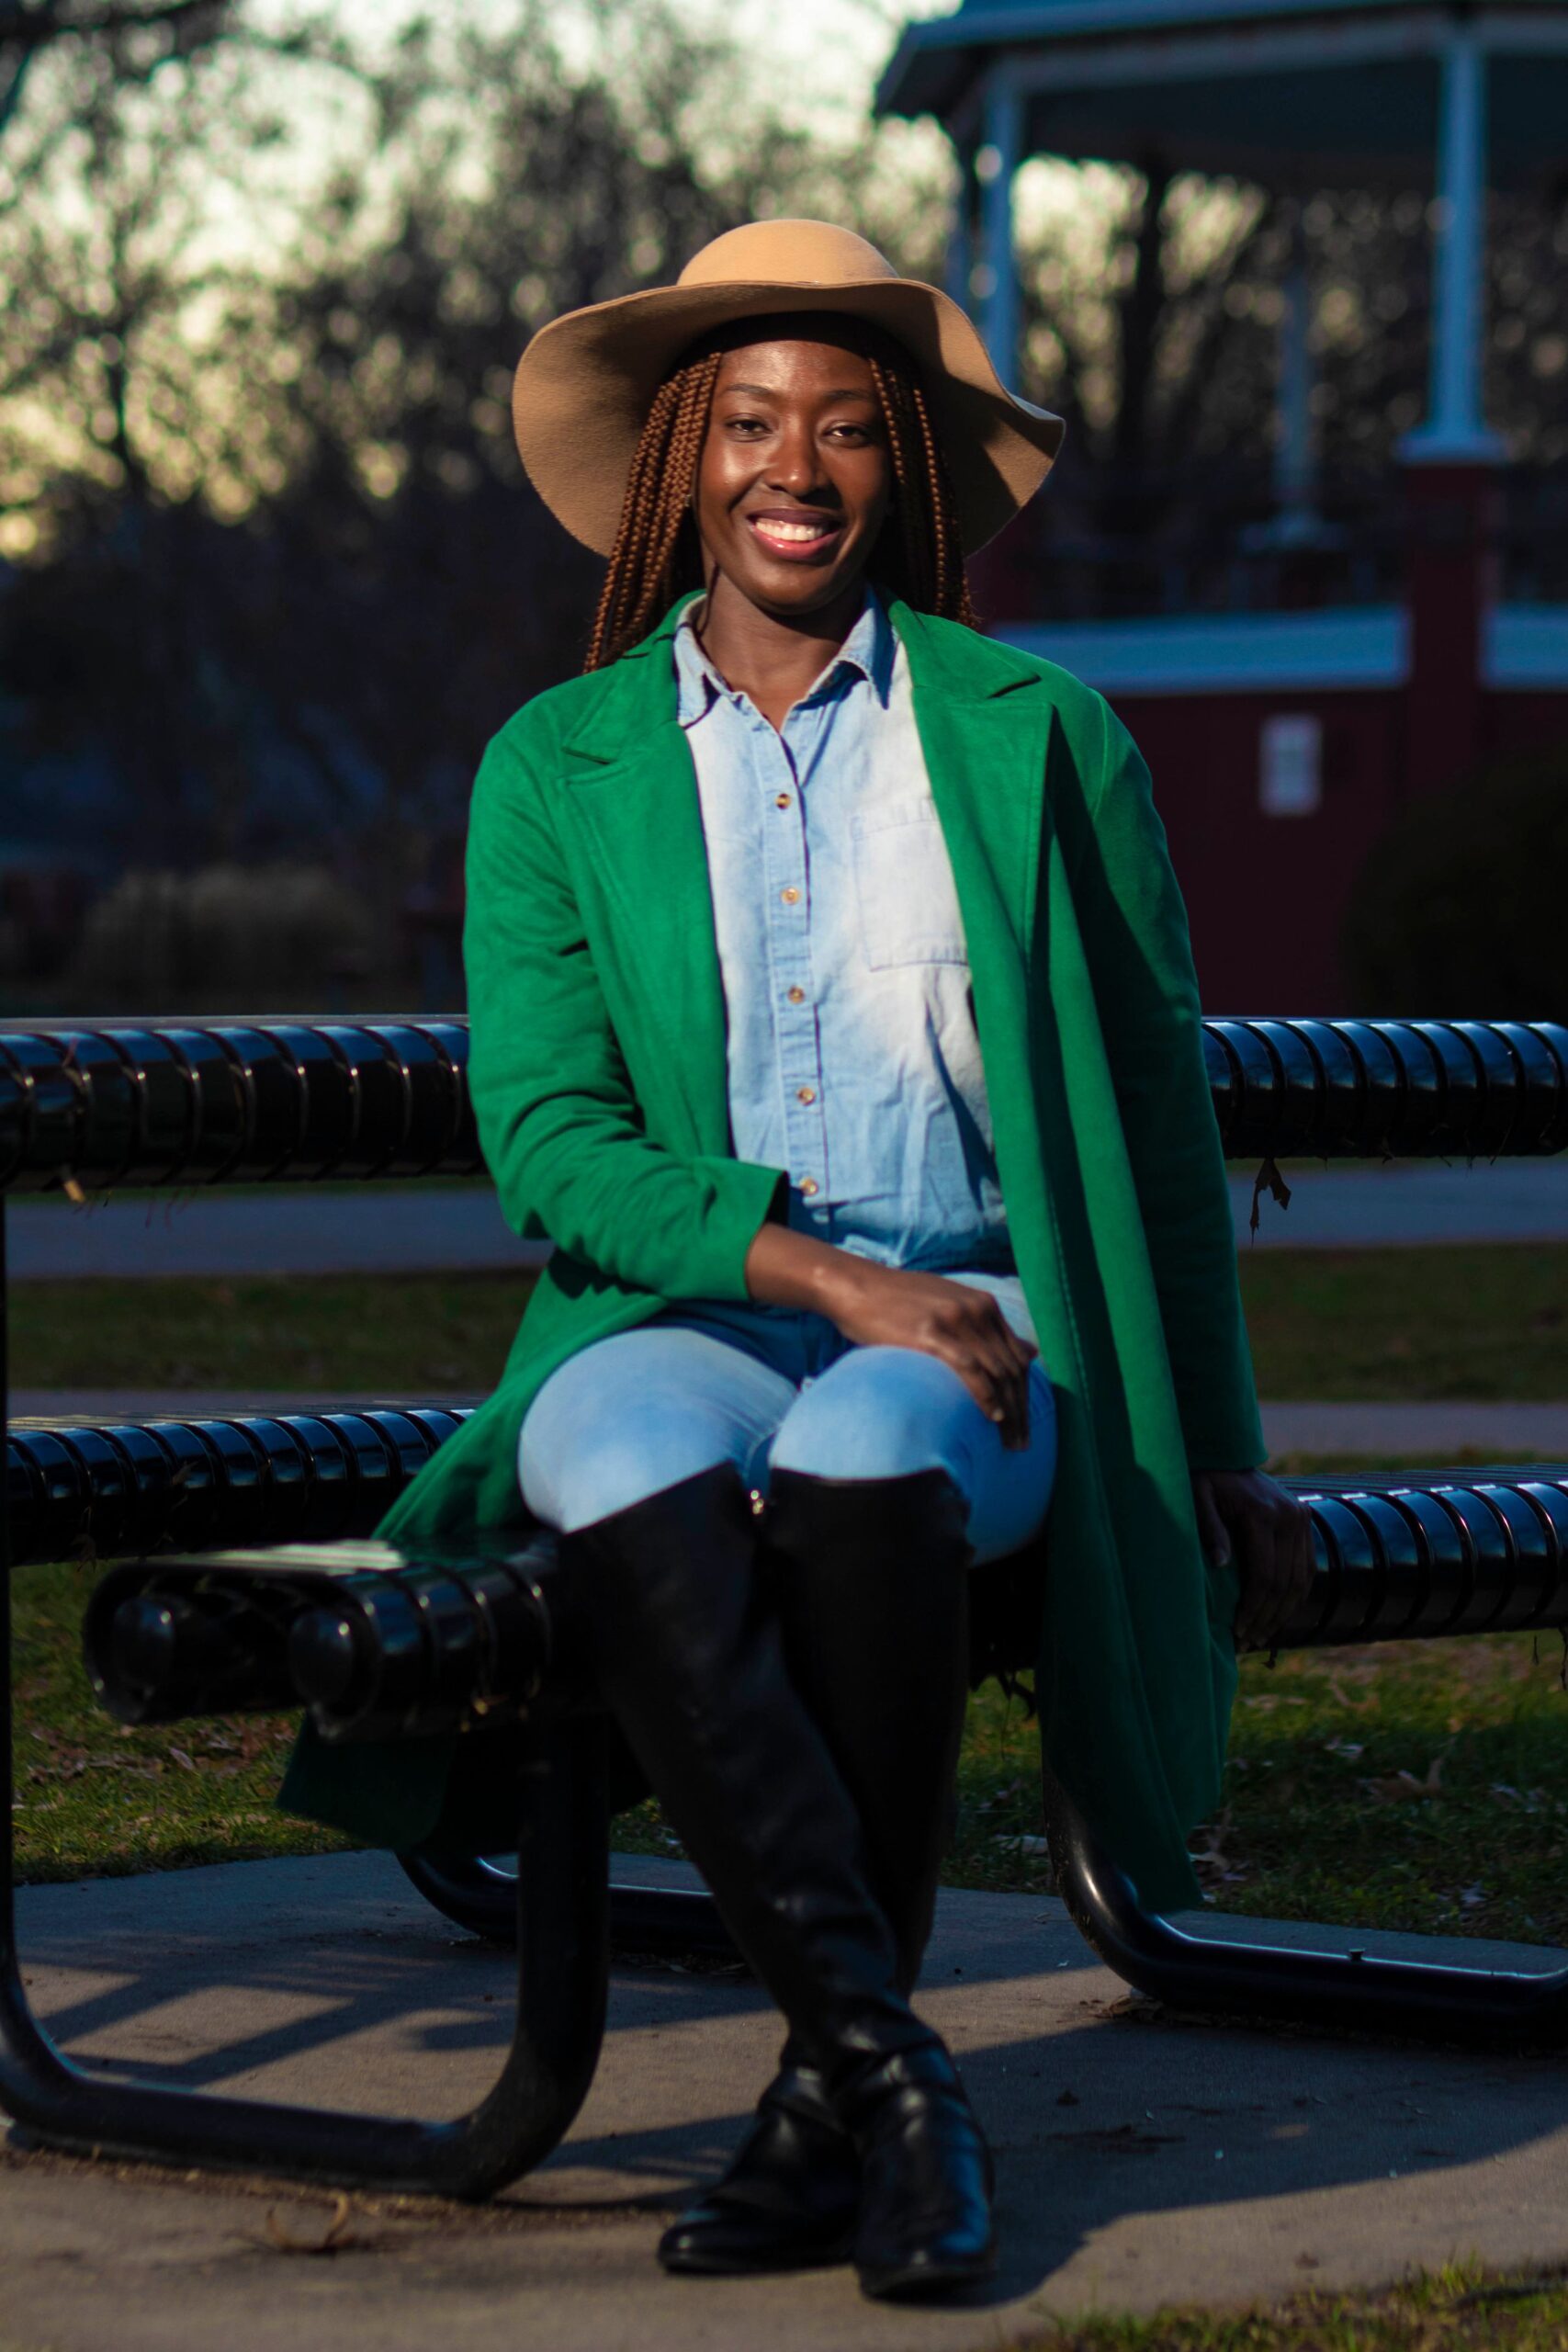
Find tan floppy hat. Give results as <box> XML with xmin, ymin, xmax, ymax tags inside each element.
<box><xmin>511</xmin><ymin>219</ymin><xmax>1065</xmax><ymax>559</ymax></box>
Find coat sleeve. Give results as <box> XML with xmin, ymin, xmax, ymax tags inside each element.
<box><xmin>1058</xmin><ymin>690</ymin><xmax>1267</xmax><ymax>1472</ymax></box>
<box><xmin>463</xmin><ymin>718</ymin><xmax>786</xmax><ymax>1301</ymax></box>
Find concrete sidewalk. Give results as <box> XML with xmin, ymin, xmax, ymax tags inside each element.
<box><xmin>5</xmin><ymin>1187</ymin><xmax>549</xmax><ymax>1281</ymax></box>
<box><xmin>7</xmin><ymin>1159</ymin><xmax>1568</xmax><ymax>1281</ymax></box>
<box><xmin>5</xmin><ymin>1850</ymin><xmax>1568</xmax><ymax>2349</ymax></box>
<box><xmin>1260</xmin><ymin>1398</ymin><xmax>1568</xmax><ymax>1457</ymax></box>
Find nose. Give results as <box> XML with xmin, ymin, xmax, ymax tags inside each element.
<box><xmin>764</xmin><ymin>419</ymin><xmax>827</xmax><ymax>500</ymax></box>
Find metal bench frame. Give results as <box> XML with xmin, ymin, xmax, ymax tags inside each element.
<box><xmin>4</xmin><ymin>1013</ymin><xmax>1568</xmax><ymax>2196</ymax></box>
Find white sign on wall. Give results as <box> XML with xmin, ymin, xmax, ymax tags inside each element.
<box><xmin>1259</xmin><ymin>713</ymin><xmax>1323</xmax><ymax>816</ymax></box>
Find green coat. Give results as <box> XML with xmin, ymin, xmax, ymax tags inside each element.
<box><xmin>280</xmin><ymin>594</ymin><xmax>1265</xmax><ymax>1910</ymax></box>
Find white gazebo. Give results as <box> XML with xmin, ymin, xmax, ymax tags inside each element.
<box><xmin>878</xmin><ymin>0</ymin><xmax>1568</xmax><ymax>469</ymax></box>
<box><xmin>877</xmin><ymin>0</ymin><xmax>1568</xmax><ymax>1010</ymax></box>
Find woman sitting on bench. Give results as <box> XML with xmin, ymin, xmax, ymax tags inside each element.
<box><xmin>397</xmin><ymin>220</ymin><xmax>1314</xmax><ymax>2299</ymax></box>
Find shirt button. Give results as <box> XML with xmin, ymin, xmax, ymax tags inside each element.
<box><xmin>780</xmin><ymin>886</ymin><xmax>800</xmax><ymax>905</ymax></box>
<box><xmin>796</xmin><ymin>1086</ymin><xmax>816</xmax><ymax>1104</ymax></box>
<box><xmin>774</xmin><ymin>793</ymin><xmax>791</xmax><ymax>809</ymax></box>
<box><xmin>799</xmin><ymin>1178</ymin><xmax>819</xmax><ymax>1196</ymax></box>
<box><xmin>786</xmin><ymin>986</ymin><xmax>806</xmax><ymax>1004</ymax></box>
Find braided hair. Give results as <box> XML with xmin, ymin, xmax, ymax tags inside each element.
<box><xmin>583</xmin><ymin>331</ymin><xmax>976</xmax><ymax>672</ymax></box>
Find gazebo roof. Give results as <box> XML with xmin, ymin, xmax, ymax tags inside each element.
<box><xmin>877</xmin><ymin>0</ymin><xmax>1568</xmax><ymax>190</ymax></box>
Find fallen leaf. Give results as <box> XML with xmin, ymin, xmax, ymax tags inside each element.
<box><xmin>1363</xmin><ymin>1757</ymin><xmax>1444</xmax><ymax>1804</ymax></box>
<box><xmin>261</xmin><ymin>2193</ymin><xmax>360</xmax><ymax>2256</ymax></box>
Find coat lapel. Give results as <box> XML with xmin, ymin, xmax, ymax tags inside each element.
<box><xmin>890</xmin><ymin>598</ymin><xmax>1054</xmax><ymax>991</ymax></box>
<box><xmin>554</xmin><ymin>600</ymin><xmax>732</xmax><ymax>1159</ymax></box>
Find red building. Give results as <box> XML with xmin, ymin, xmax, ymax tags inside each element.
<box><xmin>877</xmin><ymin>0</ymin><xmax>1568</xmax><ymax>1009</ymax></box>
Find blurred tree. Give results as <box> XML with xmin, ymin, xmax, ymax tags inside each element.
<box><xmin>0</xmin><ymin>19</ymin><xmax>335</xmax><ymax>862</ymax></box>
<box><xmin>0</xmin><ymin>0</ymin><xmax>950</xmax><ymax>987</ymax></box>
<box><xmin>0</xmin><ymin>0</ymin><xmax>230</xmax><ymax>144</ymax></box>
<box><xmin>241</xmin><ymin>1</ymin><xmax>947</xmax><ymax>933</ymax></box>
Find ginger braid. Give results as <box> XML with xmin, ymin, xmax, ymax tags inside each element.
<box><xmin>583</xmin><ymin>339</ymin><xmax>976</xmax><ymax>671</ymax></box>
<box><xmin>584</xmin><ymin>349</ymin><xmax>723</xmax><ymax>673</ymax></box>
<box><xmin>865</xmin><ymin>353</ymin><xmax>976</xmax><ymax>629</ymax></box>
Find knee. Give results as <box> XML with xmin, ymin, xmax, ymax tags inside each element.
<box><xmin>769</xmin><ymin>1348</ymin><xmax>959</xmax><ymax>1485</ymax></box>
<box><xmin>519</xmin><ymin>1402</ymin><xmax>734</xmax><ymax>1533</ymax></box>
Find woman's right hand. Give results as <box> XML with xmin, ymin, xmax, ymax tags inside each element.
<box><xmin>742</xmin><ymin>1220</ymin><xmax>1038</xmax><ymax>1447</ymax></box>
<box><xmin>822</xmin><ymin>1259</ymin><xmax>1039</xmax><ymax>1449</ymax></box>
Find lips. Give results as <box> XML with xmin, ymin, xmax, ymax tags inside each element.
<box><xmin>746</xmin><ymin>511</ymin><xmax>844</xmax><ymax>560</ymax></box>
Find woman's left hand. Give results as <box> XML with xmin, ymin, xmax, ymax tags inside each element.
<box><xmin>1191</xmin><ymin>1469</ymin><xmax>1317</xmax><ymax>1653</ymax></box>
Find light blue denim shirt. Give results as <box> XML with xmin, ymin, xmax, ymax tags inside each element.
<box><xmin>672</xmin><ymin>587</ymin><xmax>1013</xmax><ymax>1278</ymax></box>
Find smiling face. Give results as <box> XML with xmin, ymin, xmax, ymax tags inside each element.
<box><xmin>691</xmin><ymin>332</ymin><xmax>894</xmax><ymax>622</ymax></box>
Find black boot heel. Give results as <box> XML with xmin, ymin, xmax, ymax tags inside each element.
<box><xmin>839</xmin><ymin>2045</ymin><xmax>997</xmax><ymax>2302</ymax></box>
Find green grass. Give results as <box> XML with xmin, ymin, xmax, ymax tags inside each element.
<box><xmin>21</xmin><ymin>1487</ymin><xmax>1568</xmax><ymax>1932</ymax></box>
<box><xmin>12</xmin><ymin>1555</ymin><xmax>349</xmax><ymax>1883</ymax></box>
<box><xmin>12</xmin><ymin>1244</ymin><xmax>1568</xmax><ymax>1401</ymax></box>
<box><xmin>942</xmin><ymin>1629</ymin><xmax>1566</xmax><ymax>1945</ymax></box>
<box><xmin>10</xmin><ymin>1271</ymin><xmax>535</xmax><ymax>1394</ymax></box>
<box><xmin>1017</xmin><ymin>2262</ymin><xmax>1568</xmax><ymax>2350</ymax></box>
<box><xmin>1235</xmin><ymin>1244</ymin><xmax>1568</xmax><ymax>1400</ymax></box>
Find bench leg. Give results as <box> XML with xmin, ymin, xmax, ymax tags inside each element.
<box><xmin>0</xmin><ymin>1714</ymin><xmax>608</xmax><ymax>2199</ymax></box>
<box><xmin>0</xmin><ymin>1193</ymin><xmax>611</xmax><ymax>2199</ymax></box>
<box><xmin>1042</xmin><ymin>1766</ymin><xmax>1568</xmax><ymax>2042</ymax></box>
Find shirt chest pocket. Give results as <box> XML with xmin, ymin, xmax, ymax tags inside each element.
<box><xmin>851</xmin><ymin>797</ymin><xmax>970</xmax><ymax>970</ymax></box>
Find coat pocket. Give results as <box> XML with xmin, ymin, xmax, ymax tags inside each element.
<box><xmin>851</xmin><ymin>798</ymin><xmax>969</xmax><ymax>969</ymax></box>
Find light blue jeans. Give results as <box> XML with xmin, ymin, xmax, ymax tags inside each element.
<box><xmin>517</xmin><ymin>1271</ymin><xmax>1057</xmax><ymax>1564</ymax></box>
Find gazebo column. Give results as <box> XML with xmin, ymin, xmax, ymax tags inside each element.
<box><xmin>1273</xmin><ymin>212</ymin><xmax>1320</xmax><ymax>545</ymax></box>
<box><xmin>1405</xmin><ymin>23</ymin><xmax>1502</xmax><ymax>462</ymax></box>
<box><xmin>945</xmin><ymin>140</ymin><xmax>977</xmax><ymax>312</ymax></box>
<box><xmin>975</xmin><ymin>70</ymin><xmax>1023</xmax><ymax>389</ymax></box>
<box><xmin>1402</xmin><ymin>22</ymin><xmax>1502</xmax><ymax>797</ymax></box>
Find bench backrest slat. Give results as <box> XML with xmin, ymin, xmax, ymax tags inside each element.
<box><xmin>5</xmin><ymin>1017</ymin><xmax>1568</xmax><ymax>1190</ymax></box>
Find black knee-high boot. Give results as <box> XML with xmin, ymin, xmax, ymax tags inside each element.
<box><xmin>658</xmin><ymin>1465</ymin><xmax>978</xmax><ymax>2284</ymax></box>
<box><xmin>563</xmin><ymin>1460</ymin><xmax>993</xmax><ymax>2301</ymax></box>
<box><xmin>772</xmin><ymin>1465</ymin><xmax>975</xmax><ymax>1979</ymax></box>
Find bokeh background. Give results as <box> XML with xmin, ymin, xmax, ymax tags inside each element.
<box><xmin>1</xmin><ymin>0</ymin><xmax>1565</xmax><ymax>1017</ymax></box>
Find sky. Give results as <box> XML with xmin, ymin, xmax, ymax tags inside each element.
<box><xmin>269</xmin><ymin>0</ymin><xmax>955</xmax><ymax>135</ymax></box>
<box><xmin>236</xmin><ymin>0</ymin><xmax>1087</xmax><ymax>263</ymax></box>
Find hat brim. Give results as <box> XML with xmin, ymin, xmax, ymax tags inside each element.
<box><xmin>512</xmin><ymin>275</ymin><xmax>1065</xmax><ymax>559</ymax></box>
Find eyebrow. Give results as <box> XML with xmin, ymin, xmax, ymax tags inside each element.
<box><xmin>716</xmin><ymin>381</ymin><xmax>878</xmax><ymax>403</ymax></box>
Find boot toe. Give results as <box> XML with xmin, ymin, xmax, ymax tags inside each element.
<box><xmin>659</xmin><ymin>2200</ymin><xmax>855</xmax><ymax>2277</ymax></box>
<box><xmin>659</xmin><ymin>2064</ymin><xmax>859</xmax><ymax>2277</ymax></box>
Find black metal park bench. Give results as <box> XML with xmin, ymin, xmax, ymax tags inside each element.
<box><xmin>3</xmin><ymin>1013</ymin><xmax>1568</xmax><ymax>2200</ymax></box>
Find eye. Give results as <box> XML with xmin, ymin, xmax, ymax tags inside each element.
<box><xmin>725</xmin><ymin>413</ymin><xmax>770</xmax><ymax>435</ymax></box>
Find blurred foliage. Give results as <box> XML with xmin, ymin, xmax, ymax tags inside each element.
<box><xmin>0</xmin><ymin>0</ymin><xmax>949</xmax><ymax>980</ymax></box>
<box><xmin>1341</xmin><ymin>748</ymin><xmax>1568</xmax><ymax>1022</ymax></box>
<box><xmin>0</xmin><ymin>0</ymin><xmax>233</xmax><ymax>141</ymax></box>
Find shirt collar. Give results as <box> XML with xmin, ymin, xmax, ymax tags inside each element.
<box><xmin>672</xmin><ymin>584</ymin><xmax>897</xmax><ymax>731</ymax></box>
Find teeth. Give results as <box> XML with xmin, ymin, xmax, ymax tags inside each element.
<box><xmin>755</xmin><ymin>519</ymin><xmax>830</xmax><ymax>542</ymax></box>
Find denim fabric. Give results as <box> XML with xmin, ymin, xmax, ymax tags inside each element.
<box><xmin>518</xmin><ymin>1271</ymin><xmax>1055</xmax><ymax>1561</ymax></box>
<box><xmin>673</xmin><ymin>588</ymin><xmax>1011</xmax><ymax>1279</ymax></box>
